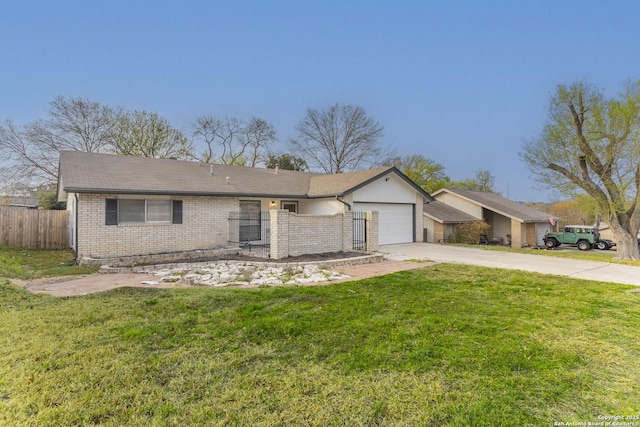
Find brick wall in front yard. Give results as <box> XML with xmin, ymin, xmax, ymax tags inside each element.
<box><xmin>270</xmin><ymin>209</ymin><xmax>377</xmax><ymax>259</ymax></box>
<box><xmin>287</xmin><ymin>211</ymin><xmax>347</xmax><ymax>257</ymax></box>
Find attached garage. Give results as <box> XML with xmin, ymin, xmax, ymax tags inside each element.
<box><xmin>353</xmin><ymin>202</ymin><xmax>415</xmax><ymax>245</ymax></box>
<box><xmin>535</xmin><ymin>223</ymin><xmax>551</xmax><ymax>246</ymax></box>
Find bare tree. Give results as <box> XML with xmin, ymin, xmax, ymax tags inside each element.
<box><xmin>192</xmin><ymin>116</ymin><xmax>223</xmax><ymax>163</ymax></box>
<box><xmin>111</xmin><ymin>111</ymin><xmax>194</xmax><ymax>159</ymax></box>
<box><xmin>244</xmin><ymin>117</ymin><xmax>276</xmax><ymax>167</ymax></box>
<box><xmin>215</xmin><ymin>117</ymin><xmax>244</xmax><ymax>165</ymax></box>
<box><xmin>521</xmin><ymin>80</ymin><xmax>640</xmax><ymax>259</ymax></box>
<box><xmin>0</xmin><ymin>96</ymin><xmax>118</xmax><ymax>185</ymax></box>
<box><xmin>289</xmin><ymin>103</ymin><xmax>388</xmax><ymax>173</ymax></box>
<box><xmin>192</xmin><ymin>116</ymin><xmax>276</xmax><ymax>166</ymax></box>
<box><xmin>45</xmin><ymin>96</ymin><xmax>118</xmax><ymax>153</ymax></box>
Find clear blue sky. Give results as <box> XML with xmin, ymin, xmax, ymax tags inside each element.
<box><xmin>2</xmin><ymin>1</ymin><xmax>638</xmax><ymax>202</ymax></box>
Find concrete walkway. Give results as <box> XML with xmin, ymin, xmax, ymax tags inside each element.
<box><xmin>379</xmin><ymin>243</ymin><xmax>640</xmax><ymax>286</ymax></box>
<box><xmin>21</xmin><ymin>244</ymin><xmax>640</xmax><ymax>297</ymax></box>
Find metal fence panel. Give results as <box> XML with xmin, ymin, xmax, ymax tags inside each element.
<box><xmin>228</xmin><ymin>210</ymin><xmax>271</xmax><ymax>257</ymax></box>
<box><xmin>353</xmin><ymin>211</ymin><xmax>367</xmax><ymax>251</ymax></box>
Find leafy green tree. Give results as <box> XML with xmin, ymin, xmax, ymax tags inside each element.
<box><xmin>522</xmin><ymin>80</ymin><xmax>640</xmax><ymax>259</ymax></box>
<box><xmin>450</xmin><ymin>169</ymin><xmax>497</xmax><ymax>193</ymax></box>
<box><xmin>548</xmin><ymin>196</ymin><xmax>600</xmax><ymax>228</ymax></box>
<box><xmin>37</xmin><ymin>186</ymin><xmax>66</xmax><ymax>210</ymax></box>
<box><xmin>386</xmin><ymin>155</ymin><xmax>449</xmax><ymax>193</ymax></box>
<box><xmin>112</xmin><ymin>111</ymin><xmax>194</xmax><ymax>159</ymax></box>
<box><xmin>265</xmin><ymin>153</ymin><xmax>308</xmax><ymax>171</ymax></box>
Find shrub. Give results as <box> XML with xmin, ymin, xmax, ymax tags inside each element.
<box><xmin>449</xmin><ymin>221</ymin><xmax>491</xmax><ymax>244</ymax></box>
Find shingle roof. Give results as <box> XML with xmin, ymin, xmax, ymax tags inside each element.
<box><xmin>59</xmin><ymin>151</ymin><xmax>320</xmax><ymax>197</ymax></box>
<box><xmin>58</xmin><ymin>152</ymin><xmax>433</xmax><ymax>201</ymax></box>
<box><xmin>434</xmin><ymin>188</ymin><xmax>557</xmax><ymax>223</ymax></box>
<box><xmin>1</xmin><ymin>196</ymin><xmax>40</xmax><ymax>208</ymax></box>
<box><xmin>308</xmin><ymin>167</ymin><xmax>393</xmax><ymax>197</ymax></box>
<box><xmin>423</xmin><ymin>201</ymin><xmax>478</xmax><ymax>223</ymax></box>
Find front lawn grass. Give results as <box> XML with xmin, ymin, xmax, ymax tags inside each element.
<box><xmin>1</xmin><ymin>264</ymin><xmax>639</xmax><ymax>425</ymax></box>
<box><xmin>0</xmin><ymin>247</ymin><xmax>98</xmax><ymax>279</ymax></box>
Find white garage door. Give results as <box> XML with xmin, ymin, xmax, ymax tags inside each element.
<box><xmin>536</xmin><ymin>223</ymin><xmax>551</xmax><ymax>247</ymax></box>
<box><xmin>353</xmin><ymin>203</ymin><xmax>414</xmax><ymax>245</ymax></box>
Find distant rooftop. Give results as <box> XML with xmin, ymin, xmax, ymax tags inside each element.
<box><xmin>0</xmin><ymin>195</ymin><xmax>40</xmax><ymax>208</ymax></box>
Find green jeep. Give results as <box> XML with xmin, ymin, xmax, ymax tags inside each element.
<box><xmin>543</xmin><ymin>225</ymin><xmax>600</xmax><ymax>251</ymax></box>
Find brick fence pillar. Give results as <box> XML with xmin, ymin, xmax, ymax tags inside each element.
<box><xmin>365</xmin><ymin>211</ymin><xmax>379</xmax><ymax>252</ymax></box>
<box><xmin>510</xmin><ymin>219</ymin><xmax>522</xmax><ymax>248</ymax></box>
<box><xmin>342</xmin><ymin>211</ymin><xmax>353</xmax><ymax>252</ymax></box>
<box><xmin>270</xmin><ymin>209</ymin><xmax>289</xmax><ymax>259</ymax></box>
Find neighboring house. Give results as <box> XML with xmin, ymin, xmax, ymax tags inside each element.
<box><xmin>57</xmin><ymin>151</ymin><xmax>433</xmax><ymax>261</ymax></box>
<box><xmin>598</xmin><ymin>222</ymin><xmax>640</xmax><ymax>241</ymax></box>
<box><xmin>425</xmin><ymin>188</ymin><xmax>559</xmax><ymax>247</ymax></box>
<box><xmin>598</xmin><ymin>222</ymin><xmax>613</xmax><ymax>241</ymax></box>
<box><xmin>423</xmin><ymin>200</ymin><xmax>479</xmax><ymax>243</ymax></box>
<box><xmin>0</xmin><ymin>195</ymin><xmax>39</xmax><ymax>209</ymax></box>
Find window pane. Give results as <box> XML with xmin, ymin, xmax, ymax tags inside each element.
<box><xmin>239</xmin><ymin>201</ymin><xmax>261</xmax><ymax>241</ymax></box>
<box><xmin>281</xmin><ymin>202</ymin><xmax>297</xmax><ymax>213</ymax></box>
<box><xmin>119</xmin><ymin>200</ymin><xmax>145</xmax><ymax>223</ymax></box>
<box><xmin>147</xmin><ymin>200</ymin><xmax>171</xmax><ymax>222</ymax></box>
<box><xmin>105</xmin><ymin>199</ymin><xmax>118</xmax><ymax>225</ymax></box>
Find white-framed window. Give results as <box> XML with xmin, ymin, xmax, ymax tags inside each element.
<box><xmin>118</xmin><ymin>199</ymin><xmax>147</xmax><ymax>223</ymax></box>
<box><xmin>281</xmin><ymin>201</ymin><xmax>298</xmax><ymax>213</ymax></box>
<box><xmin>146</xmin><ymin>200</ymin><xmax>172</xmax><ymax>223</ymax></box>
<box><xmin>106</xmin><ymin>199</ymin><xmax>182</xmax><ymax>225</ymax></box>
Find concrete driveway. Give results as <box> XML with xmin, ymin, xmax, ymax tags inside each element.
<box><xmin>379</xmin><ymin>243</ymin><xmax>640</xmax><ymax>286</ymax></box>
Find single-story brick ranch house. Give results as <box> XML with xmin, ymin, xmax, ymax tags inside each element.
<box><xmin>57</xmin><ymin>151</ymin><xmax>434</xmax><ymax>263</ymax></box>
<box><xmin>423</xmin><ymin>188</ymin><xmax>559</xmax><ymax>247</ymax></box>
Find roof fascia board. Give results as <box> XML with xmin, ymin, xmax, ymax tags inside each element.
<box><xmin>64</xmin><ymin>188</ymin><xmax>311</xmax><ymax>199</ymax></box>
<box><xmin>439</xmin><ymin>189</ymin><xmax>526</xmax><ymax>223</ymax></box>
<box><xmin>342</xmin><ymin>167</ymin><xmax>435</xmax><ymax>201</ymax></box>
<box><xmin>423</xmin><ymin>211</ymin><xmax>477</xmax><ymax>224</ymax></box>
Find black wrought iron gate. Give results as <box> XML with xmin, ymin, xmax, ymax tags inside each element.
<box><xmin>352</xmin><ymin>211</ymin><xmax>367</xmax><ymax>251</ymax></box>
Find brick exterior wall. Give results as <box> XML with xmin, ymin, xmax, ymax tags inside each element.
<box><xmin>75</xmin><ymin>193</ymin><xmax>381</xmax><ymax>261</ymax></box>
<box><xmin>76</xmin><ymin>193</ymin><xmax>237</xmax><ymax>259</ymax></box>
<box><xmin>510</xmin><ymin>219</ymin><xmax>523</xmax><ymax>248</ymax></box>
<box><xmin>433</xmin><ymin>222</ymin><xmax>445</xmax><ymax>242</ymax></box>
<box><xmin>525</xmin><ymin>223</ymin><xmax>536</xmax><ymax>247</ymax></box>
<box><xmin>414</xmin><ymin>194</ymin><xmax>424</xmax><ymax>242</ymax></box>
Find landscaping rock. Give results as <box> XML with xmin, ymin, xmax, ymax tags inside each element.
<box><xmin>143</xmin><ymin>260</ymin><xmax>350</xmax><ymax>287</ymax></box>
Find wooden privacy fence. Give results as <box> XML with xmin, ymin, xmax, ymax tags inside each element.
<box><xmin>0</xmin><ymin>206</ymin><xmax>70</xmax><ymax>249</ymax></box>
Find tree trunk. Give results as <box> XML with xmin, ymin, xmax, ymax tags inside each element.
<box><xmin>609</xmin><ymin>221</ymin><xmax>640</xmax><ymax>260</ymax></box>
